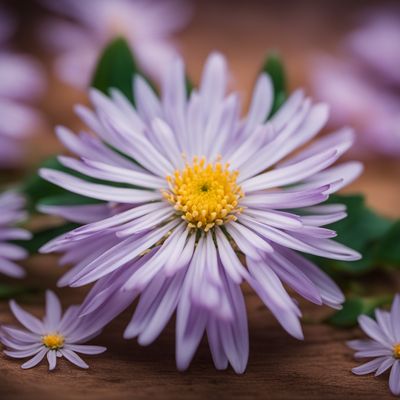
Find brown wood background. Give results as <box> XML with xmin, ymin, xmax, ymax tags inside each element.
<box><xmin>1</xmin><ymin>1</ymin><xmax>400</xmax><ymax>399</ymax></box>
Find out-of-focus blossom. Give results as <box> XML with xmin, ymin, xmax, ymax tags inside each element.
<box><xmin>0</xmin><ymin>6</ymin><xmax>16</xmax><ymax>43</ymax></box>
<box><xmin>348</xmin><ymin>294</ymin><xmax>400</xmax><ymax>396</ymax></box>
<box><xmin>347</xmin><ymin>11</ymin><xmax>400</xmax><ymax>85</ymax></box>
<box><xmin>310</xmin><ymin>8</ymin><xmax>400</xmax><ymax>157</ymax></box>
<box><xmin>0</xmin><ymin>7</ymin><xmax>46</xmax><ymax>168</ymax></box>
<box><xmin>0</xmin><ymin>290</ymin><xmax>107</xmax><ymax>370</ymax></box>
<box><xmin>40</xmin><ymin>0</ymin><xmax>192</xmax><ymax>87</ymax></box>
<box><xmin>38</xmin><ymin>53</ymin><xmax>362</xmax><ymax>373</ymax></box>
<box><xmin>0</xmin><ymin>192</ymin><xmax>31</xmax><ymax>278</ymax></box>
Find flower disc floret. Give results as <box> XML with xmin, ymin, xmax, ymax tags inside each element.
<box><xmin>42</xmin><ymin>333</ymin><xmax>65</xmax><ymax>350</ymax></box>
<box><xmin>163</xmin><ymin>156</ymin><xmax>244</xmax><ymax>231</ymax></box>
<box><xmin>394</xmin><ymin>344</ymin><xmax>400</xmax><ymax>359</ymax></box>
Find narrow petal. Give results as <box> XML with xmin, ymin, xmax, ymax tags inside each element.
<box><xmin>389</xmin><ymin>360</ymin><xmax>400</xmax><ymax>395</ymax></box>
<box><xmin>40</xmin><ymin>169</ymin><xmax>161</xmax><ymax>204</ymax></box>
<box><xmin>1</xmin><ymin>326</ymin><xmax>39</xmax><ymax>343</ymax></box>
<box><xmin>10</xmin><ymin>300</ymin><xmax>44</xmax><ymax>335</ymax></box>
<box><xmin>64</xmin><ymin>344</ymin><xmax>106</xmax><ymax>355</ymax></box>
<box><xmin>391</xmin><ymin>294</ymin><xmax>400</xmax><ymax>342</ymax></box>
<box><xmin>60</xmin><ymin>349</ymin><xmax>89</xmax><ymax>369</ymax></box>
<box><xmin>21</xmin><ymin>348</ymin><xmax>47</xmax><ymax>369</ymax></box>
<box><xmin>375</xmin><ymin>357</ymin><xmax>394</xmax><ymax>376</ymax></box>
<box><xmin>44</xmin><ymin>291</ymin><xmax>62</xmax><ymax>331</ymax></box>
<box><xmin>0</xmin><ymin>258</ymin><xmax>26</xmax><ymax>278</ymax></box>
<box><xmin>358</xmin><ymin>315</ymin><xmax>392</xmax><ymax>349</ymax></box>
<box><xmin>47</xmin><ymin>350</ymin><xmax>57</xmax><ymax>371</ymax></box>
<box><xmin>352</xmin><ymin>357</ymin><xmax>387</xmax><ymax>375</ymax></box>
<box><xmin>4</xmin><ymin>346</ymin><xmax>43</xmax><ymax>358</ymax></box>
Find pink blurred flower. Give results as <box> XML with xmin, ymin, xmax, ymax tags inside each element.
<box><xmin>310</xmin><ymin>8</ymin><xmax>400</xmax><ymax>157</ymax></box>
<box><xmin>40</xmin><ymin>0</ymin><xmax>192</xmax><ymax>88</ymax></box>
<box><xmin>0</xmin><ymin>7</ymin><xmax>46</xmax><ymax>168</ymax></box>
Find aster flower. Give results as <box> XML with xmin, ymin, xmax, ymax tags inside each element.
<box><xmin>39</xmin><ymin>52</ymin><xmax>362</xmax><ymax>373</ymax></box>
<box><xmin>347</xmin><ymin>8</ymin><xmax>400</xmax><ymax>85</ymax></box>
<box><xmin>40</xmin><ymin>0</ymin><xmax>192</xmax><ymax>87</ymax></box>
<box><xmin>348</xmin><ymin>294</ymin><xmax>400</xmax><ymax>396</ymax></box>
<box><xmin>0</xmin><ymin>6</ymin><xmax>45</xmax><ymax>168</ymax></box>
<box><xmin>0</xmin><ymin>290</ymin><xmax>107</xmax><ymax>370</ymax></box>
<box><xmin>310</xmin><ymin>7</ymin><xmax>400</xmax><ymax>157</ymax></box>
<box><xmin>0</xmin><ymin>192</ymin><xmax>31</xmax><ymax>278</ymax></box>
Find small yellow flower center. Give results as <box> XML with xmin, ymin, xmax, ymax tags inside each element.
<box><xmin>163</xmin><ymin>157</ymin><xmax>244</xmax><ymax>232</ymax></box>
<box><xmin>394</xmin><ymin>344</ymin><xmax>400</xmax><ymax>358</ymax></box>
<box><xmin>42</xmin><ymin>333</ymin><xmax>65</xmax><ymax>350</ymax></box>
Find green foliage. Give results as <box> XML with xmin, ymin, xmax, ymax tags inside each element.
<box><xmin>0</xmin><ymin>284</ymin><xmax>39</xmax><ymax>300</ymax></box>
<box><xmin>327</xmin><ymin>295</ymin><xmax>392</xmax><ymax>328</ymax></box>
<box><xmin>20</xmin><ymin>157</ymin><xmax>102</xmax><ymax>213</ymax></box>
<box><xmin>14</xmin><ymin>223</ymin><xmax>79</xmax><ymax>255</ymax></box>
<box><xmin>310</xmin><ymin>194</ymin><xmax>394</xmax><ymax>275</ymax></box>
<box><xmin>374</xmin><ymin>221</ymin><xmax>400</xmax><ymax>265</ymax></box>
<box><xmin>185</xmin><ymin>76</ymin><xmax>194</xmax><ymax>97</ymax></box>
<box><xmin>262</xmin><ymin>52</ymin><xmax>287</xmax><ymax>118</ymax></box>
<box><xmin>91</xmin><ymin>37</ymin><xmax>139</xmax><ymax>103</ymax></box>
<box><xmin>313</xmin><ymin>194</ymin><xmax>400</xmax><ymax>327</ymax></box>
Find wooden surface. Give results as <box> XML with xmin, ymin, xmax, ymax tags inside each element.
<box><xmin>1</xmin><ymin>1</ymin><xmax>400</xmax><ymax>399</ymax></box>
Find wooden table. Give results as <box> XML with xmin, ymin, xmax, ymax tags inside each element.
<box><xmin>1</xmin><ymin>1</ymin><xmax>399</xmax><ymax>398</ymax></box>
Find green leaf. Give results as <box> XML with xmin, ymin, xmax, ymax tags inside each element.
<box><xmin>38</xmin><ymin>193</ymin><xmax>103</xmax><ymax>207</ymax></box>
<box><xmin>327</xmin><ymin>195</ymin><xmax>392</xmax><ymax>251</ymax></box>
<box><xmin>328</xmin><ymin>295</ymin><xmax>392</xmax><ymax>327</ymax></box>
<box><xmin>13</xmin><ymin>223</ymin><xmax>79</xmax><ymax>255</ymax></box>
<box><xmin>309</xmin><ymin>194</ymin><xmax>394</xmax><ymax>275</ymax></box>
<box><xmin>185</xmin><ymin>75</ymin><xmax>194</xmax><ymax>97</ymax></box>
<box><xmin>20</xmin><ymin>157</ymin><xmax>103</xmax><ymax>213</ymax></box>
<box><xmin>0</xmin><ymin>284</ymin><xmax>39</xmax><ymax>300</ymax></box>
<box><xmin>374</xmin><ymin>221</ymin><xmax>400</xmax><ymax>265</ymax></box>
<box><xmin>262</xmin><ymin>52</ymin><xmax>287</xmax><ymax>118</ymax></box>
<box><xmin>91</xmin><ymin>37</ymin><xmax>140</xmax><ymax>103</ymax></box>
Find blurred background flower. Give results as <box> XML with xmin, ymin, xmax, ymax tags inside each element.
<box><xmin>39</xmin><ymin>0</ymin><xmax>193</xmax><ymax>88</ymax></box>
<box><xmin>310</xmin><ymin>6</ymin><xmax>400</xmax><ymax>158</ymax></box>
<box><xmin>0</xmin><ymin>192</ymin><xmax>31</xmax><ymax>278</ymax></box>
<box><xmin>0</xmin><ymin>5</ymin><xmax>45</xmax><ymax>169</ymax></box>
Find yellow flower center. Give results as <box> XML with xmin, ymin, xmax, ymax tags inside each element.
<box><xmin>394</xmin><ymin>344</ymin><xmax>400</xmax><ymax>358</ymax></box>
<box><xmin>42</xmin><ymin>333</ymin><xmax>65</xmax><ymax>350</ymax></box>
<box><xmin>163</xmin><ymin>156</ymin><xmax>244</xmax><ymax>232</ymax></box>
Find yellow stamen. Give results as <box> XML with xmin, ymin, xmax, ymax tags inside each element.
<box><xmin>394</xmin><ymin>344</ymin><xmax>400</xmax><ymax>358</ymax></box>
<box><xmin>42</xmin><ymin>333</ymin><xmax>65</xmax><ymax>350</ymax></box>
<box><xmin>163</xmin><ymin>156</ymin><xmax>244</xmax><ymax>231</ymax></box>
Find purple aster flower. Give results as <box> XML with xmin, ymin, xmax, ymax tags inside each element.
<box><xmin>0</xmin><ymin>290</ymin><xmax>107</xmax><ymax>370</ymax></box>
<box><xmin>0</xmin><ymin>192</ymin><xmax>31</xmax><ymax>278</ymax></box>
<box><xmin>0</xmin><ymin>6</ymin><xmax>45</xmax><ymax>168</ymax></box>
<box><xmin>39</xmin><ymin>0</ymin><xmax>192</xmax><ymax>87</ymax></box>
<box><xmin>348</xmin><ymin>295</ymin><xmax>400</xmax><ymax>396</ymax></box>
<box><xmin>39</xmin><ymin>53</ymin><xmax>362</xmax><ymax>373</ymax></box>
<box><xmin>310</xmin><ymin>7</ymin><xmax>400</xmax><ymax>157</ymax></box>
<box><xmin>346</xmin><ymin>8</ymin><xmax>400</xmax><ymax>85</ymax></box>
